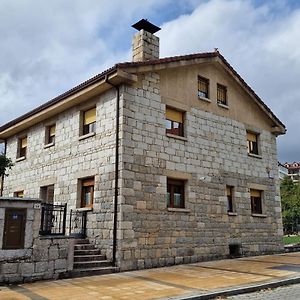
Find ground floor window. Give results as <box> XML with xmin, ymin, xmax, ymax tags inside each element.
<box><xmin>226</xmin><ymin>185</ymin><xmax>234</xmax><ymax>213</ymax></box>
<box><xmin>250</xmin><ymin>189</ymin><xmax>262</xmax><ymax>214</ymax></box>
<box><xmin>81</xmin><ymin>177</ymin><xmax>94</xmax><ymax>208</ymax></box>
<box><xmin>167</xmin><ymin>178</ymin><xmax>185</xmax><ymax>208</ymax></box>
<box><xmin>40</xmin><ymin>185</ymin><xmax>54</xmax><ymax>204</ymax></box>
<box><xmin>14</xmin><ymin>191</ymin><xmax>24</xmax><ymax>198</ymax></box>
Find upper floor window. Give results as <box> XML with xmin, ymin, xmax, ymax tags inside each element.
<box><xmin>14</xmin><ymin>191</ymin><xmax>24</xmax><ymax>198</ymax></box>
<box><xmin>166</xmin><ymin>107</ymin><xmax>184</xmax><ymax>137</ymax></box>
<box><xmin>81</xmin><ymin>177</ymin><xmax>94</xmax><ymax>208</ymax></box>
<box><xmin>250</xmin><ymin>189</ymin><xmax>263</xmax><ymax>214</ymax></box>
<box><xmin>17</xmin><ymin>137</ymin><xmax>27</xmax><ymax>159</ymax></box>
<box><xmin>247</xmin><ymin>131</ymin><xmax>259</xmax><ymax>155</ymax></box>
<box><xmin>198</xmin><ymin>76</ymin><xmax>209</xmax><ymax>99</ymax></box>
<box><xmin>226</xmin><ymin>185</ymin><xmax>234</xmax><ymax>213</ymax></box>
<box><xmin>83</xmin><ymin>107</ymin><xmax>96</xmax><ymax>135</ymax></box>
<box><xmin>167</xmin><ymin>178</ymin><xmax>185</xmax><ymax>208</ymax></box>
<box><xmin>217</xmin><ymin>84</ymin><xmax>227</xmax><ymax>106</ymax></box>
<box><xmin>46</xmin><ymin>124</ymin><xmax>56</xmax><ymax>145</ymax></box>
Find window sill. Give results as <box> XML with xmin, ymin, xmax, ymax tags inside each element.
<box><xmin>167</xmin><ymin>207</ymin><xmax>190</xmax><ymax>213</ymax></box>
<box><xmin>251</xmin><ymin>213</ymin><xmax>267</xmax><ymax>218</ymax></box>
<box><xmin>228</xmin><ymin>212</ymin><xmax>237</xmax><ymax>216</ymax></box>
<box><xmin>198</xmin><ymin>96</ymin><xmax>211</xmax><ymax>103</ymax></box>
<box><xmin>79</xmin><ymin>132</ymin><xmax>95</xmax><ymax>141</ymax></box>
<box><xmin>166</xmin><ymin>133</ymin><xmax>188</xmax><ymax>141</ymax></box>
<box><xmin>44</xmin><ymin>142</ymin><xmax>55</xmax><ymax>149</ymax></box>
<box><xmin>217</xmin><ymin>102</ymin><xmax>229</xmax><ymax>109</ymax></box>
<box><xmin>16</xmin><ymin>156</ymin><xmax>26</xmax><ymax>162</ymax></box>
<box><xmin>76</xmin><ymin>207</ymin><xmax>93</xmax><ymax>212</ymax></box>
<box><xmin>248</xmin><ymin>153</ymin><xmax>262</xmax><ymax>159</ymax></box>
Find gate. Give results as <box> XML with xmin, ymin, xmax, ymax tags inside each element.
<box><xmin>40</xmin><ymin>203</ymin><xmax>67</xmax><ymax>236</ymax></box>
<box><xmin>69</xmin><ymin>209</ymin><xmax>87</xmax><ymax>238</ymax></box>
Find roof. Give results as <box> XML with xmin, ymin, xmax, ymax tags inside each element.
<box><xmin>0</xmin><ymin>51</ymin><xmax>286</xmax><ymax>136</ymax></box>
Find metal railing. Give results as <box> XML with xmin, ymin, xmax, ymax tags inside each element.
<box><xmin>69</xmin><ymin>209</ymin><xmax>87</xmax><ymax>239</ymax></box>
<box><xmin>40</xmin><ymin>203</ymin><xmax>67</xmax><ymax>236</ymax></box>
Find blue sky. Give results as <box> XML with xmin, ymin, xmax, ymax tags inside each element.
<box><xmin>0</xmin><ymin>0</ymin><xmax>300</xmax><ymax>162</ymax></box>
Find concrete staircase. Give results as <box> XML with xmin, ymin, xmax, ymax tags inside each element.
<box><xmin>69</xmin><ymin>239</ymin><xmax>117</xmax><ymax>278</ymax></box>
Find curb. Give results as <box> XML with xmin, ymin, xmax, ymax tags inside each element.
<box><xmin>173</xmin><ymin>276</ymin><xmax>300</xmax><ymax>300</ymax></box>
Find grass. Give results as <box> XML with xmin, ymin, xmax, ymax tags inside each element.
<box><xmin>283</xmin><ymin>235</ymin><xmax>300</xmax><ymax>245</ymax></box>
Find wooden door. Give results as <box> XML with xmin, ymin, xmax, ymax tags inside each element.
<box><xmin>3</xmin><ymin>208</ymin><xmax>26</xmax><ymax>249</ymax></box>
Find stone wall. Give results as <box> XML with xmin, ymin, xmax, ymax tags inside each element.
<box><xmin>3</xmin><ymin>89</ymin><xmax>117</xmax><ymax>258</ymax></box>
<box><xmin>0</xmin><ymin>198</ymin><xmax>74</xmax><ymax>283</ymax></box>
<box><xmin>117</xmin><ymin>71</ymin><xmax>283</xmax><ymax>271</ymax></box>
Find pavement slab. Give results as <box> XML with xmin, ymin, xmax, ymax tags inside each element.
<box><xmin>0</xmin><ymin>252</ymin><xmax>299</xmax><ymax>300</ymax></box>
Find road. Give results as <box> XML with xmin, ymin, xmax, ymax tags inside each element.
<box><xmin>228</xmin><ymin>283</ymin><xmax>300</xmax><ymax>299</ymax></box>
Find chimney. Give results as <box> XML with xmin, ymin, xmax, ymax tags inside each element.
<box><xmin>132</xmin><ymin>19</ymin><xmax>161</xmax><ymax>62</ymax></box>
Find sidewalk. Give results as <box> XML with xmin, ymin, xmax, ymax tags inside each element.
<box><xmin>1</xmin><ymin>252</ymin><xmax>299</xmax><ymax>300</ymax></box>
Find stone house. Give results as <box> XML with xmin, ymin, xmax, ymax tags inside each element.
<box><xmin>0</xmin><ymin>19</ymin><xmax>286</xmax><ymax>271</ymax></box>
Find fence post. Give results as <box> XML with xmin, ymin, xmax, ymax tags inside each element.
<box><xmin>62</xmin><ymin>203</ymin><xmax>67</xmax><ymax>235</ymax></box>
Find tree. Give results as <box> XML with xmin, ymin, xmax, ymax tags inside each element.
<box><xmin>0</xmin><ymin>153</ymin><xmax>13</xmax><ymax>177</ymax></box>
<box><xmin>280</xmin><ymin>176</ymin><xmax>300</xmax><ymax>234</ymax></box>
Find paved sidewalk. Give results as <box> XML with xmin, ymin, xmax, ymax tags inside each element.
<box><xmin>0</xmin><ymin>252</ymin><xmax>299</xmax><ymax>300</ymax></box>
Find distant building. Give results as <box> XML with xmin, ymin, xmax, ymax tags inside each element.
<box><xmin>278</xmin><ymin>162</ymin><xmax>288</xmax><ymax>181</ymax></box>
<box><xmin>284</xmin><ymin>162</ymin><xmax>300</xmax><ymax>182</ymax></box>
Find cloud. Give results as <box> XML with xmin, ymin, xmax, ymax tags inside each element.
<box><xmin>0</xmin><ymin>0</ymin><xmax>299</xmax><ymax>162</ymax></box>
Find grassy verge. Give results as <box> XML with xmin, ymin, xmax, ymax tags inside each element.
<box><xmin>283</xmin><ymin>235</ymin><xmax>300</xmax><ymax>245</ymax></box>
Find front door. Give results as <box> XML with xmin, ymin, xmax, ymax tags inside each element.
<box><xmin>3</xmin><ymin>208</ymin><xmax>26</xmax><ymax>249</ymax></box>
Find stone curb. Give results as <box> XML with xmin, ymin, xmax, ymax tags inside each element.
<box><xmin>171</xmin><ymin>276</ymin><xmax>300</xmax><ymax>300</ymax></box>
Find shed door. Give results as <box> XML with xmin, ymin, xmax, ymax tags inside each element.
<box><xmin>3</xmin><ymin>208</ymin><xmax>26</xmax><ymax>249</ymax></box>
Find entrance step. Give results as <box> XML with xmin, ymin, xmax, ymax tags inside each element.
<box><xmin>69</xmin><ymin>238</ymin><xmax>117</xmax><ymax>278</ymax></box>
<box><xmin>69</xmin><ymin>267</ymin><xmax>118</xmax><ymax>278</ymax></box>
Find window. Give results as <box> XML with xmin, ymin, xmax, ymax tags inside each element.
<box><xmin>250</xmin><ymin>189</ymin><xmax>262</xmax><ymax>214</ymax></box>
<box><xmin>40</xmin><ymin>185</ymin><xmax>54</xmax><ymax>204</ymax></box>
<box><xmin>217</xmin><ymin>84</ymin><xmax>227</xmax><ymax>105</ymax></box>
<box><xmin>226</xmin><ymin>186</ymin><xmax>234</xmax><ymax>213</ymax></box>
<box><xmin>46</xmin><ymin>125</ymin><xmax>56</xmax><ymax>145</ymax></box>
<box><xmin>247</xmin><ymin>131</ymin><xmax>259</xmax><ymax>155</ymax></box>
<box><xmin>14</xmin><ymin>191</ymin><xmax>24</xmax><ymax>198</ymax></box>
<box><xmin>82</xmin><ymin>108</ymin><xmax>96</xmax><ymax>135</ymax></box>
<box><xmin>18</xmin><ymin>137</ymin><xmax>27</xmax><ymax>158</ymax></box>
<box><xmin>81</xmin><ymin>177</ymin><xmax>94</xmax><ymax>208</ymax></box>
<box><xmin>166</xmin><ymin>107</ymin><xmax>184</xmax><ymax>137</ymax></box>
<box><xmin>198</xmin><ymin>76</ymin><xmax>209</xmax><ymax>98</ymax></box>
<box><xmin>167</xmin><ymin>178</ymin><xmax>185</xmax><ymax>208</ymax></box>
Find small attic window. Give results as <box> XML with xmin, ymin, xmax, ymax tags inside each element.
<box><xmin>217</xmin><ymin>84</ymin><xmax>227</xmax><ymax>106</ymax></box>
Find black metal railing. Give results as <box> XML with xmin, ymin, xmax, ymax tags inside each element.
<box><xmin>40</xmin><ymin>203</ymin><xmax>67</xmax><ymax>236</ymax></box>
<box><xmin>69</xmin><ymin>209</ymin><xmax>87</xmax><ymax>238</ymax></box>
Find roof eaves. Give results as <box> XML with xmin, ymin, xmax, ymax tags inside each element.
<box><xmin>0</xmin><ymin>65</ymin><xmax>118</xmax><ymax>133</ymax></box>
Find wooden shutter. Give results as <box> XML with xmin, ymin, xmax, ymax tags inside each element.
<box><xmin>49</xmin><ymin>125</ymin><xmax>56</xmax><ymax>136</ymax></box>
<box><xmin>21</xmin><ymin>137</ymin><xmax>27</xmax><ymax>148</ymax></box>
<box><xmin>166</xmin><ymin>108</ymin><xmax>183</xmax><ymax>123</ymax></box>
<box><xmin>247</xmin><ymin>132</ymin><xmax>257</xmax><ymax>142</ymax></box>
<box><xmin>226</xmin><ymin>186</ymin><xmax>232</xmax><ymax>197</ymax></box>
<box><xmin>250</xmin><ymin>189</ymin><xmax>261</xmax><ymax>197</ymax></box>
<box><xmin>84</xmin><ymin>108</ymin><xmax>96</xmax><ymax>125</ymax></box>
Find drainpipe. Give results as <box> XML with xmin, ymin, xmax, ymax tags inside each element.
<box><xmin>105</xmin><ymin>75</ymin><xmax>120</xmax><ymax>266</ymax></box>
<box><xmin>0</xmin><ymin>139</ymin><xmax>7</xmax><ymax>197</ymax></box>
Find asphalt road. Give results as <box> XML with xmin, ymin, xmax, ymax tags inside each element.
<box><xmin>227</xmin><ymin>283</ymin><xmax>300</xmax><ymax>299</ymax></box>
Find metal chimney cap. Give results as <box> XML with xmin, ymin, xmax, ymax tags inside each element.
<box><xmin>132</xmin><ymin>19</ymin><xmax>161</xmax><ymax>34</ymax></box>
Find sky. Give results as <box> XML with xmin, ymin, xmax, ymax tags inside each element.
<box><xmin>0</xmin><ymin>0</ymin><xmax>299</xmax><ymax>162</ymax></box>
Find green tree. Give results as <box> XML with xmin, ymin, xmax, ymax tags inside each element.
<box><xmin>0</xmin><ymin>153</ymin><xmax>13</xmax><ymax>177</ymax></box>
<box><xmin>280</xmin><ymin>176</ymin><xmax>300</xmax><ymax>234</ymax></box>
